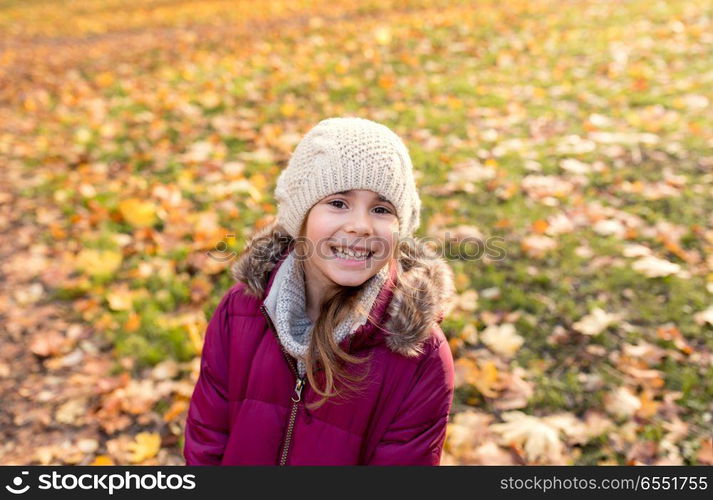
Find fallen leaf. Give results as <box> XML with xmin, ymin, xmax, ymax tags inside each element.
<box><xmin>521</xmin><ymin>234</ymin><xmax>558</xmax><ymax>258</ymax></box>
<box><xmin>77</xmin><ymin>438</ymin><xmax>99</xmax><ymax>454</ymax></box>
<box><xmin>631</xmin><ymin>255</ymin><xmax>681</xmax><ymax>278</ymax></box>
<box><xmin>661</xmin><ymin>416</ymin><xmax>689</xmax><ymax>445</ymax></box>
<box><xmin>622</xmin><ymin>243</ymin><xmax>653</xmax><ymax>258</ymax></box>
<box><xmin>626</xmin><ymin>440</ymin><xmax>657</xmax><ymax>465</ymax></box>
<box><xmin>91</xmin><ymin>455</ymin><xmax>115</xmax><ymax>466</ymax></box>
<box><xmin>75</xmin><ymin>248</ymin><xmax>123</xmax><ymax>278</ymax></box>
<box><xmin>454</xmin><ymin>357</ymin><xmax>500</xmax><ymax>398</ymax></box>
<box><xmin>593</xmin><ymin>219</ymin><xmax>626</xmax><ymax>238</ymax></box>
<box><xmin>493</xmin><ymin>367</ymin><xmax>534</xmax><ymax>410</ymax></box>
<box><xmin>572</xmin><ymin>307</ymin><xmax>621</xmax><ymax>336</ymax></box>
<box><xmin>604</xmin><ymin>386</ymin><xmax>641</xmax><ymax>419</ymax></box>
<box><xmin>162</xmin><ymin>399</ymin><xmax>188</xmax><ymax>423</ymax></box>
<box><xmin>452</xmin><ymin>289</ymin><xmax>479</xmax><ymax>313</ymax></box>
<box><xmin>656</xmin><ymin>325</ymin><xmax>693</xmax><ymax>354</ymax></box>
<box><xmin>470</xmin><ymin>442</ymin><xmax>518</xmax><ymax>465</ymax></box>
<box><xmin>697</xmin><ymin>438</ymin><xmax>713</xmax><ymax>465</ymax></box>
<box><xmin>582</xmin><ymin>410</ymin><xmax>614</xmax><ymax>439</ymax></box>
<box><xmin>118</xmin><ymin>198</ymin><xmax>158</xmax><ymax>228</ymax></box>
<box><xmin>445</xmin><ymin>409</ymin><xmax>495</xmax><ymax>460</ymax></box>
<box><xmin>127</xmin><ymin>432</ymin><xmax>161</xmax><ymax>463</ymax></box>
<box><xmin>635</xmin><ymin>390</ymin><xmax>660</xmax><ymax>419</ymax></box>
<box><xmin>106</xmin><ymin>284</ymin><xmax>135</xmax><ymax>311</ymax></box>
<box><xmin>543</xmin><ymin>413</ymin><xmax>590</xmax><ymax>445</ymax></box>
<box><xmin>480</xmin><ymin>323</ymin><xmax>524</xmax><ymax>357</ymax></box>
<box><xmin>693</xmin><ymin>305</ymin><xmax>713</xmax><ymax>326</ymax></box>
<box><xmin>29</xmin><ymin>331</ymin><xmax>67</xmax><ymax>357</ymax></box>
<box><xmin>55</xmin><ymin>397</ymin><xmax>88</xmax><ymax>425</ymax></box>
<box><xmin>622</xmin><ymin>341</ymin><xmax>667</xmax><ymax>365</ymax></box>
<box><xmin>491</xmin><ymin>411</ymin><xmax>565</xmax><ymax>464</ymax></box>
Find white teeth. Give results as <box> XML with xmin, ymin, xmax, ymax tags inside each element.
<box><xmin>332</xmin><ymin>247</ymin><xmax>370</xmax><ymax>260</ymax></box>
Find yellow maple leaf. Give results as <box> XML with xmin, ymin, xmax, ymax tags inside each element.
<box><xmin>118</xmin><ymin>198</ymin><xmax>158</xmax><ymax>228</ymax></box>
<box><xmin>454</xmin><ymin>357</ymin><xmax>500</xmax><ymax>398</ymax></box>
<box><xmin>280</xmin><ymin>101</ymin><xmax>297</xmax><ymax>117</ymax></box>
<box><xmin>128</xmin><ymin>432</ymin><xmax>161</xmax><ymax>464</ymax></box>
<box><xmin>107</xmin><ymin>286</ymin><xmax>134</xmax><ymax>311</ymax></box>
<box><xmin>95</xmin><ymin>72</ymin><xmax>114</xmax><ymax>88</ymax></box>
<box><xmin>186</xmin><ymin>321</ymin><xmax>204</xmax><ymax>354</ymax></box>
<box><xmin>75</xmin><ymin>249</ymin><xmax>123</xmax><ymax>278</ymax></box>
<box><xmin>473</xmin><ymin>360</ymin><xmax>500</xmax><ymax>398</ymax></box>
<box><xmin>374</xmin><ymin>26</ymin><xmax>392</xmax><ymax>45</ymax></box>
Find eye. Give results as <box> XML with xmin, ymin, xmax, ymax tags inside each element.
<box><xmin>328</xmin><ymin>199</ymin><xmax>346</xmax><ymax>209</ymax></box>
<box><xmin>374</xmin><ymin>206</ymin><xmax>393</xmax><ymax>215</ymax></box>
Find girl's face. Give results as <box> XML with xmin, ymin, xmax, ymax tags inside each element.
<box><xmin>302</xmin><ymin>189</ymin><xmax>399</xmax><ymax>290</ymax></box>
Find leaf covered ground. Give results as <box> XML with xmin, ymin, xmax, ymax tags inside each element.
<box><xmin>1</xmin><ymin>0</ymin><xmax>712</xmax><ymax>465</ymax></box>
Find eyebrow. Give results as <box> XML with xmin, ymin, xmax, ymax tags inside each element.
<box><xmin>334</xmin><ymin>190</ymin><xmax>391</xmax><ymax>204</ymax></box>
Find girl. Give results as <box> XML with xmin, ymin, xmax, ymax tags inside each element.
<box><xmin>184</xmin><ymin>117</ymin><xmax>456</xmax><ymax>465</ymax></box>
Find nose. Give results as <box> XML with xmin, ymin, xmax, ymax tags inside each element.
<box><xmin>344</xmin><ymin>208</ymin><xmax>372</xmax><ymax>236</ymax></box>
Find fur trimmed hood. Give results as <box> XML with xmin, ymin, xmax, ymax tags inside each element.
<box><xmin>230</xmin><ymin>218</ymin><xmax>456</xmax><ymax>357</ymax></box>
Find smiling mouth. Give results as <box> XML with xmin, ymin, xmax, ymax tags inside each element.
<box><xmin>330</xmin><ymin>246</ymin><xmax>373</xmax><ymax>261</ymax></box>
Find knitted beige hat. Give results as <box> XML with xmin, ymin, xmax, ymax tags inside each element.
<box><xmin>274</xmin><ymin>117</ymin><xmax>421</xmax><ymax>240</ymax></box>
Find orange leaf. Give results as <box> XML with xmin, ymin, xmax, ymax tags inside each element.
<box><xmin>532</xmin><ymin>219</ymin><xmax>549</xmax><ymax>234</ymax></box>
<box><xmin>454</xmin><ymin>357</ymin><xmax>500</xmax><ymax>398</ymax></box>
<box><xmin>697</xmin><ymin>438</ymin><xmax>713</xmax><ymax>465</ymax></box>
<box><xmin>125</xmin><ymin>312</ymin><xmax>141</xmax><ymax>332</ymax></box>
<box><xmin>635</xmin><ymin>391</ymin><xmax>660</xmax><ymax>419</ymax></box>
<box><xmin>163</xmin><ymin>399</ymin><xmax>189</xmax><ymax>423</ymax></box>
<box><xmin>95</xmin><ymin>72</ymin><xmax>114</xmax><ymax>88</ymax></box>
<box><xmin>91</xmin><ymin>455</ymin><xmax>115</xmax><ymax>466</ymax></box>
<box><xmin>656</xmin><ymin>325</ymin><xmax>693</xmax><ymax>355</ymax></box>
<box><xmin>377</xmin><ymin>74</ymin><xmax>396</xmax><ymax>89</ymax></box>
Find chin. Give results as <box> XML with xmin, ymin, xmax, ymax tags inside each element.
<box><xmin>322</xmin><ymin>258</ymin><xmax>384</xmax><ymax>288</ymax></box>
<box><xmin>326</xmin><ymin>269</ymin><xmax>373</xmax><ymax>288</ymax></box>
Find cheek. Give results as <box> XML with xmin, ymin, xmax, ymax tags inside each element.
<box><xmin>304</xmin><ymin>220</ymin><xmax>329</xmax><ymax>248</ymax></box>
<box><xmin>305</xmin><ymin>210</ymin><xmax>340</xmax><ymax>240</ymax></box>
<box><xmin>303</xmin><ymin>235</ymin><xmax>335</xmax><ymax>267</ymax></box>
<box><xmin>370</xmin><ymin>238</ymin><xmax>395</xmax><ymax>262</ymax></box>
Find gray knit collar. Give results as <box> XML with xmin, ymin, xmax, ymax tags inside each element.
<box><xmin>262</xmin><ymin>249</ymin><xmax>389</xmax><ymax>377</ymax></box>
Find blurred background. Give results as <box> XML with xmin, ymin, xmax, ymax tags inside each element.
<box><xmin>0</xmin><ymin>0</ymin><xmax>712</xmax><ymax>465</ymax></box>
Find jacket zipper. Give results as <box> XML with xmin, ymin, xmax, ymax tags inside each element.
<box><xmin>259</xmin><ymin>303</ymin><xmax>306</xmax><ymax>465</ymax></box>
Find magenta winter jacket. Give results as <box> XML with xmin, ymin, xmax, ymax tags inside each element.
<box><xmin>183</xmin><ymin>220</ymin><xmax>456</xmax><ymax>465</ymax></box>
